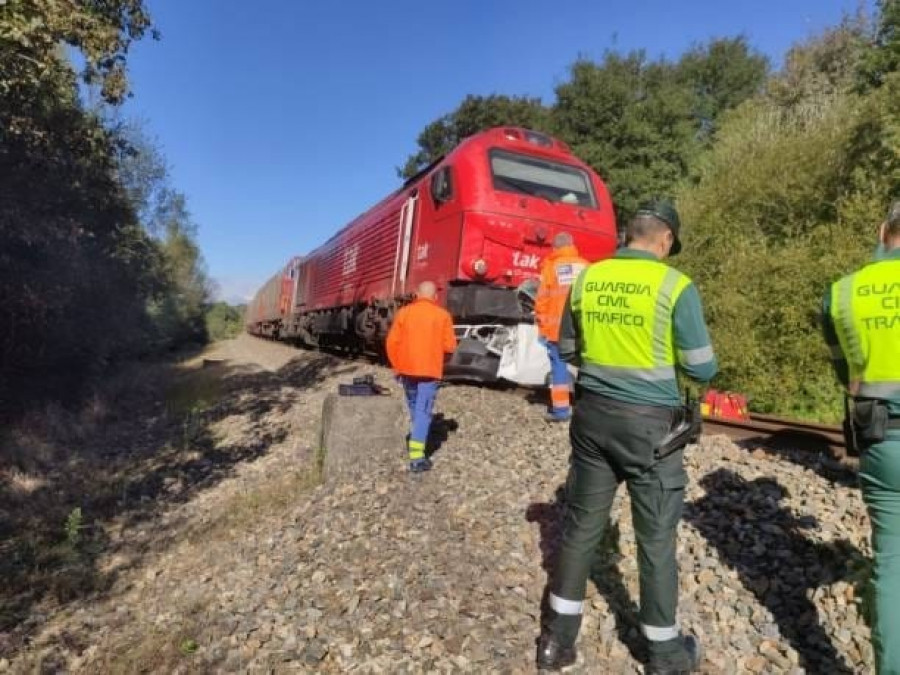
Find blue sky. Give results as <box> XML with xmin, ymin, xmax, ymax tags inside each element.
<box><xmin>122</xmin><ymin>0</ymin><xmax>871</xmax><ymax>303</ymax></box>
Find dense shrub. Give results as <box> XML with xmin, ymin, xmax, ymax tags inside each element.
<box><xmin>677</xmin><ymin>72</ymin><xmax>900</xmax><ymax>419</ymax></box>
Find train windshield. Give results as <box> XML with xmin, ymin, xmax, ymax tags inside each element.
<box><xmin>489</xmin><ymin>149</ymin><xmax>596</xmax><ymax>208</ymax></box>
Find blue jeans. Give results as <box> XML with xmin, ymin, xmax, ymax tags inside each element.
<box><xmin>401</xmin><ymin>377</ymin><xmax>439</xmax><ymax>459</ymax></box>
<box><xmin>544</xmin><ymin>339</ymin><xmax>572</xmax><ymax>418</ymax></box>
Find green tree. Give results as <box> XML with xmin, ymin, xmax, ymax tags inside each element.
<box><xmin>676</xmin><ymin>36</ymin><xmax>769</xmax><ymax>138</ymax></box>
<box><xmin>147</xmin><ymin>196</ymin><xmax>211</xmax><ymax>348</ymax></box>
<box><xmin>0</xmin><ymin>0</ymin><xmax>154</xmax><ymax>105</ymax></box>
<box><xmin>205</xmin><ymin>302</ymin><xmax>245</xmax><ymax>342</ymax></box>
<box><xmin>400</xmin><ymin>94</ymin><xmax>550</xmax><ymax>178</ymax></box>
<box><xmin>552</xmin><ymin>52</ymin><xmax>697</xmax><ymax>225</ymax></box>
<box><xmin>114</xmin><ymin>123</ymin><xmax>212</xmax><ymax>348</ymax></box>
<box><xmin>768</xmin><ymin>13</ymin><xmax>869</xmax><ymax>106</ymax></box>
<box><xmin>0</xmin><ymin>1</ymin><xmax>196</xmax><ymax>413</ymax></box>
<box><xmin>858</xmin><ymin>0</ymin><xmax>900</xmax><ymax>89</ymax></box>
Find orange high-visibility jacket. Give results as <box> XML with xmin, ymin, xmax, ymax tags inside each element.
<box><xmin>534</xmin><ymin>245</ymin><xmax>588</xmax><ymax>342</ymax></box>
<box><xmin>386</xmin><ymin>298</ymin><xmax>458</xmax><ymax>379</ymax></box>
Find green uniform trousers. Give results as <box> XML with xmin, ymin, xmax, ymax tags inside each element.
<box><xmin>860</xmin><ymin>431</ymin><xmax>900</xmax><ymax>675</ymax></box>
<box><xmin>547</xmin><ymin>391</ymin><xmax>688</xmax><ymax>655</ymax></box>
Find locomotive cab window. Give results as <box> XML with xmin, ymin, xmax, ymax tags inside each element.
<box><xmin>489</xmin><ymin>149</ymin><xmax>596</xmax><ymax>208</ymax></box>
<box><xmin>431</xmin><ymin>166</ymin><xmax>454</xmax><ymax>205</ymax></box>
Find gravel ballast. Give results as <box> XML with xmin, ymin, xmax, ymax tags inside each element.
<box><xmin>4</xmin><ymin>336</ymin><xmax>873</xmax><ymax>673</ymax></box>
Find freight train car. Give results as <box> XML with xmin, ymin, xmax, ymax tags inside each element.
<box><xmin>246</xmin><ymin>127</ymin><xmax>618</xmax><ymax>383</ymax></box>
<box><xmin>244</xmin><ymin>256</ymin><xmax>303</xmax><ymax>338</ymax></box>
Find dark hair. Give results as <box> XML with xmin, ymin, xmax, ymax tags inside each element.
<box><xmin>625</xmin><ymin>214</ymin><xmax>670</xmax><ymax>245</ymax></box>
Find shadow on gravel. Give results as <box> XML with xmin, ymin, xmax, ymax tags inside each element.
<box><xmin>526</xmin><ymin>485</ymin><xmax>567</xmax><ymax>647</ymax></box>
<box><xmin>425</xmin><ymin>413</ymin><xmax>459</xmax><ymax>459</ymax></box>
<box><xmin>526</xmin><ymin>485</ymin><xmax>567</xmax><ymax>577</ymax></box>
<box><xmin>731</xmin><ymin>439</ymin><xmax>858</xmax><ymax>489</ymax></box>
<box><xmin>589</xmin><ymin>522</ymin><xmax>647</xmax><ymax>662</ymax></box>
<box><xmin>685</xmin><ymin>469</ymin><xmax>867</xmax><ymax>674</ymax></box>
<box><xmin>522</xmin><ymin>388</ymin><xmax>549</xmax><ymax>410</ymax></box>
<box><xmin>527</xmin><ymin>486</ymin><xmax>647</xmax><ymax>664</ymax></box>
<box><xmin>0</xmin><ymin>350</ymin><xmax>354</xmax><ymax>657</ymax></box>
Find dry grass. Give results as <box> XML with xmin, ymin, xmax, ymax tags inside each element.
<box><xmin>165</xmin><ymin>364</ymin><xmax>224</xmax><ymax>418</ymax></box>
<box><xmin>2</xmin><ymin>337</ymin><xmax>328</xmax><ymax>670</ymax></box>
<box><xmin>0</xmin><ymin>358</ymin><xmax>224</xmax><ymax>640</ymax></box>
<box><xmin>2</xmin><ymin>468</ymin><xmax>47</xmax><ymax>495</ymax></box>
<box><xmin>201</xmin><ymin>463</ymin><xmax>323</xmax><ymax>541</ymax></box>
<box><xmin>96</xmin><ymin>612</ymin><xmax>204</xmax><ymax>674</ymax></box>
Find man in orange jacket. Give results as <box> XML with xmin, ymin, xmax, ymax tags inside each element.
<box><xmin>386</xmin><ymin>280</ymin><xmax>458</xmax><ymax>472</ymax></box>
<box><xmin>534</xmin><ymin>232</ymin><xmax>588</xmax><ymax>421</ymax></box>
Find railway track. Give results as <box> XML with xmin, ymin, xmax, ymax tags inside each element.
<box><xmin>702</xmin><ymin>413</ymin><xmax>849</xmax><ymax>460</ymax></box>
<box><xmin>258</xmin><ymin>336</ymin><xmax>852</xmax><ymax>464</ymax></box>
<box><xmin>500</xmin><ymin>379</ymin><xmax>850</xmax><ymax>461</ymax></box>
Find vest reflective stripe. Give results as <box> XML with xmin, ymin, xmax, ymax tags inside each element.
<box><xmin>573</xmin><ymin>258</ymin><xmax>691</xmax><ymax>373</ymax></box>
<box><xmin>680</xmin><ymin>345</ymin><xmax>715</xmax><ymax>366</ymax></box>
<box><xmin>833</xmin><ymin>276</ymin><xmax>864</xmax><ymax>380</ymax></box>
<box><xmin>653</xmin><ymin>268</ymin><xmax>684</xmax><ymax>366</ymax></box>
<box><xmin>830</xmin><ymin>260</ymin><xmax>900</xmax><ymax>394</ymax></box>
<box><xmin>859</xmin><ymin>383</ymin><xmax>900</xmax><ymax>399</ymax></box>
<box><xmin>581</xmin><ymin>362</ymin><xmax>677</xmax><ymax>382</ymax></box>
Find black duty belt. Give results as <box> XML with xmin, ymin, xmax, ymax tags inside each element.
<box><xmin>576</xmin><ymin>390</ymin><xmax>674</xmax><ymax>421</ymax></box>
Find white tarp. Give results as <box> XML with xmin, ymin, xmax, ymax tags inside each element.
<box><xmin>497</xmin><ymin>323</ymin><xmax>551</xmax><ymax>386</ymax></box>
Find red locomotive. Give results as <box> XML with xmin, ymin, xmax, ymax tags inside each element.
<box><xmin>246</xmin><ymin>127</ymin><xmax>618</xmax><ymax>382</ymax></box>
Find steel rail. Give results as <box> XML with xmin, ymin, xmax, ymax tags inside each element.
<box><xmin>702</xmin><ymin>413</ymin><xmax>847</xmax><ymax>459</ymax></box>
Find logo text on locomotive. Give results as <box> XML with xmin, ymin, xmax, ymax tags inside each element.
<box><xmin>512</xmin><ymin>252</ymin><xmax>540</xmax><ymax>270</ymax></box>
<box><xmin>342</xmin><ymin>244</ymin><xmax>359</xmax><ymax>277</ymax></box>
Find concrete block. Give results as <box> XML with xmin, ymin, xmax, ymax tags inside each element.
<box><xmin>319</xmin><ymin>392</ymin><xmax>406</xmax><ymax>480</ymax></box>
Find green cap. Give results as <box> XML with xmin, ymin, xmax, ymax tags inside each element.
<box><xmin>636</xmin><ymin>199</ymin><xmax>682</xmax><ymax>255</ymax></box>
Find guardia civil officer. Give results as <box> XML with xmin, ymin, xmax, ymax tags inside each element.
<box><xmin>537</xmin><ymin>200</ymin><xmax>717</xmax><ymax>673</ymax></box>
<box><xmin>386</xmin><ymin>281</ymin><xmax>458</xmax><ymax>473</ymax></box>
<box><xmin>534</xmin><ymin>232</ymin><xmax>589</xmax><ymax>421</ymax></box>
<box><xmin>823</xmin><ymin>201</ymin><xmax>900</xmax><ymax>674</ymax></box>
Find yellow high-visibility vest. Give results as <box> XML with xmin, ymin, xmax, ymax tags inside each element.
<box><xmin>572</xmin><ymin>258</ymin><xmax>691</xmax><ymax>381</ymax></box>
<box><xmin>831</xmin><ymin>259</ymin><xmax>900</xmax><ymax>399</ymax></box>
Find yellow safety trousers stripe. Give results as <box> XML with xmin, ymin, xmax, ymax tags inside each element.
<box><xmin>408</xmin><ymin>440</ymin><xmax>426</xmax><ymax>460</ymax></box>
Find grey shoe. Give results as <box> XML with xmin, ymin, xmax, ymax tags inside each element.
<box><xmin>408</xmin><ymin>457</ymin><xmax>433</xmax><ymax>473</ymax></box>
<box><xmin>645</xmin><ymin>635</ymin><xmax>702</xmax><ymax>674</ymax></box>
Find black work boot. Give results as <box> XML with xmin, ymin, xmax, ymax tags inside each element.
<box><xmin>645</xmin><ymin>634</ymin><xmax>702</xmax><ymax>674</ymax></box>
<box><xmin>537</xmin><ymin>634</ymin><xmax>577</xmax><ymax>671</ymax></box>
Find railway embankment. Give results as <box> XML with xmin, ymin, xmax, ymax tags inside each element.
<box><xmin>2</xmin><ymin>335</ymin><xmax>873</xmax><ymax>673</ymax></box>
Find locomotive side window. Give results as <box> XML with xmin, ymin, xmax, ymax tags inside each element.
<box><xmin>489</xmin><ymin>149</ymin><xmax>597</xmax><ymax>208</ymax></box>
<box><xmin>431</xmin><ymin>166</ymin><xmax>454</xmax><ymax>205</ymax></box>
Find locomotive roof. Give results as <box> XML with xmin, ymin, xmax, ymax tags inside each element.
<box><xmin>310</xmin><ymin>126</ymin><xmax>580</xmax><ymax>252</ymax></box>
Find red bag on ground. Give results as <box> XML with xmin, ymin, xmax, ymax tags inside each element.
<box><xmin>702</xmin><ymin>389</ymin><xmax>750</xmax><ymax>420</ymax></box>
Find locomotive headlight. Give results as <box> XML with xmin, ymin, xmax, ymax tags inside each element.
<box><xmin>472</xmin><ymin>258</ymin><xmax>488</xmax><ymax>277</ymax></box>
